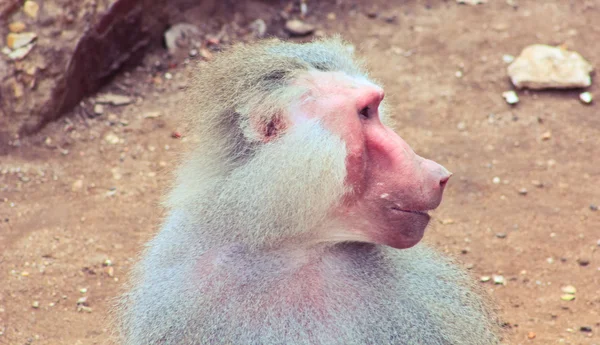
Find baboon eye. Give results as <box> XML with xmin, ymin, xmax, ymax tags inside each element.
<box><xmin>359</xmin><ymin>106</ymin><xmax>370</xmax><ymax>119</ymax></box>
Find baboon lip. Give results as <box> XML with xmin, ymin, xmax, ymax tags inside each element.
<box><xmin>389</xmin><ymin>206</ymin><xmax>430</xmax><ymax>217</ymax></box>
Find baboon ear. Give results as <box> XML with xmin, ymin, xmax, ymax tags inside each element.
<box><xmin>249</xmin><ymin>112</ymin><xmax>289</xmax><ymax>143</ymax></box>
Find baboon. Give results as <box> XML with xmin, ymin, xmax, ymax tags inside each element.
<box><xmin>119</xmin><ymin>37</ymin><xmax>501</xmax><ymax>345</ymax></box>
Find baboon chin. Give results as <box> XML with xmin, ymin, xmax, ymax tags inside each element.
<box><xmin>118</xmin><ymin>37</ymin><xmax>501</xmax><ymax>345</ymax></box>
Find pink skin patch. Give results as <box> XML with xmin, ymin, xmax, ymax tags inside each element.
<box><xmin>295</xmin><ymin>71</ymin><xmax>452</xmax><ymax>249</ymax></box>
<box><xmin>249</xmin><ymin>112</ymin><xmax>289</xmax><ymax>143</ymax></box>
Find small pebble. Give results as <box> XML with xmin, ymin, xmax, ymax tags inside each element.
<box><xmin>527</xmin><ymin>331</ymin><xmax>536</xmax><ymax>339</ymax></box>
<box><xmin>502</xmin><ymin>54</ymin><xmax>515</xmax><ymax>63</ymax></box>
<box><xmin>199</xmin><ymin>48</ymin><xmax>213</xmax><ymax>60</ymax></box>
<box><xmin>96</xmin><ymin>93</ymin><xmax>133</xmax><ymax>106</ymax></box>
<box><xmin>107</xmin><ymin>113</ymin><xmax>119</xmax><ymax>125</ymax></box>
<box><xmin>77</xmin><ymin>296</ymin><xmax>88</xmax><ymax>305</ymax></box>
<box><xmin>518</xmin><ymin>188</ymin><xmax>528</xmax><ymax>195</ymax></box>
<box><xmin>541</xmin><ymin>131</ymin><xmax>552</xmax><ymax>140</ymax></box>
<box><xmin>580</xmin><ymin>326</ymin><xmax>592</xmax><ymax>333</ymax></box>
<box><xmin>531</xmin><ymin>180</ymin><xmax>544</xmax><ymax>188</ymax></box>
<box><xmin>456</xmin><ymin>0</ymin><xmax>487</xmax><ymax>4</ymax></box>
<box><xmin>78</xmin><ymin>306</ymin><xmax>93</xmax><ymax>313</ymax></box>
<box><xmin>480</xmin><ymin>276</ymin><xmax>491</xmax><ymax>282</ymax></box>
<box><xmin>366</xmin><ymin>10</ymin><xmax>378</xmax><ymax>18</ymax></box>
<box><xmin>579</xmin><ymin>91</ymin><xmax>593</xmax><ymax>104</ymax></box>
<box><xmin>493</xmin><ymin>275</ymin><xmax>505</xmax><ymax>285</ymax></box>
<box><xmin>502</xmin><ymin>90</ymin><xmax>519</xmax><ymax>105</ymax></box>
<box><xmin>104</xmin><ymin>132</ymin><xmax>120</xmax><ymax>144</ymax></box>
<box><xmin>6</xmin><ymin>43</ymin><xmax>34</xmax><ymax>60</ymax></box>
<box><xmin>561</xmin><ymin>285</ymin><xmax>576</xmax><ymax>294</ymax></box>
<box><xmin>8</xmin><ymin>21</ymin><xmax>26</xmax><ymax>33</ymax></box>
<box><xmin>561</xmin><ymin>294</ymin><xmax>575</xmax><ymax>301</ymax></box>
<box><xmin>492</xmin><ymin>177</ymin><xmax>501</xmax><ymax>184</ymax></box>
<box><xmin>23</xmin><ymin>1</ymin><xmax>39</xmax><ymax>18</ymax></box>
<box><xmin>495</xmin><ymin>232</ymin><xmax>507</xmax><ymax>239</ymax></box>
<box><xmin>143</xmin><ymin>111</ymin><xmax>162</xmax><ymax>119</ymax></box>
<box><xmin>249</xmin><ymin>19</ymin><xmax>267</xmax><ymax>37</ymax></box>
<box><xmin>284</xmin><ymin>19</ymin><xmax>315</xmax><ymax>36</ymax></box>
<box><xmin>6</xmin><ymin>32</ymin><xmax>37</xmax><ymax>50</ymax></box>
<box><xmin>94</xmin><ymin>104</ymin><xmax>104</xmax><ymax>115</ymax></box>
<box><xmin>577</xmin><ymin>258</ymin><xmax>590</xmax><ymax>266</ymax></box>
<box><xmin>300</xmin><ymin>2</ymin><xmax>307</xmax><ymax>16</ymax></box>
<box><xmin>79</xmin><ymin>288</ymin><xmax>87</xmax><ymax>294</ymax></box>
<box><xmin>383</xmin><ymin>14</ymin><xmax>398</xmax><ymax>23</ymax></box>
<box><xmin>103</xmin><ymin>259</ymin><xmax>113</xmax><ymax>267</ymax></box>
<box><xmin>32</xmin><ymin>301</ymin><xmax>40</xmax><ymax>308</ymax></box>
<box><xmin>590</xmin><ymin>204</ymin><xmax>598</xmax><ymax>211</ymax></box>
<box><xmin>71</xmin><ymin>179</ymin><xmax>84</xmax><ymax>192</ymax></box>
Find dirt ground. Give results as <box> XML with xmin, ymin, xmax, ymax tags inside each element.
<box><xmin>1</xmin><ymin>1</ymin><xmax>599</xmax><ymax>344</ymax></box>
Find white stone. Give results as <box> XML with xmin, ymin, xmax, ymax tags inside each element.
<box><xmin>456</xmin><ymin>0</ymin><xmax>487</xmax><ymax>4</ymax></box>
<box><xmin>96</xmin><ymin>93</ymin><xmax>132</xmax><ymax>106</ymax></box>
<box><xmin>104</xmin><ymin>132</ymin><xmax>120</xmax><ymax>145</ymax></box>
<box><xmin>492</xmin><ymin>275</ymin><xmax>505</xmax><ymax>285</ymax></box>
<box><xmin>508</xmin><ymin>44</ymin><xmax>593</xmax><ymax>89</ymax></box>
<box><xmin>143</xmin><ymin>111</ymin><xmax>162</xmax><ymax>119</ymax></box>
<box><xmin>502</xmin><ymin>54</ymin><xmax>514</xmax><ymax>64</ymax></box>
<box><xmin>579</xmin><ymin>91</ymin><xmax>593</xmax><ymax>104</ymax></box>
<box><xmin>284</xmin><ymin>20</ymin><xmax>315</xmax><ymax>36</ymax></box>
<box><xmin>6</xmin><ymin>43</ymin><xmax>34</xmax><ymax>60</ymax></box>
<box><xmin>502</xmin><ymin>90</ymin><xmax>519</xmax><ymax>105</ymax></box>
<box><xmin>6</xmin><ymin>32</ymin><xmax>37</xmax><ymax>49</ymax></box>
<box><xmin>93</xmin><ymin>104</ymin><xmax>104</xmax><ymax>115</ymax></box>
<box><xmin>71</xmin><ymin>180</ymin><xmax>83</xmax><ymax>192</ymax></box>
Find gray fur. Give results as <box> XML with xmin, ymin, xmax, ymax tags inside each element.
<box><xmin>118</xmin><ymin>38</ymin><xmax>501</xmax><ymax>345</ymax></box>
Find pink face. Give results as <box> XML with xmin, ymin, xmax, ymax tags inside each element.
<box><xmin>297</xmin><ymin>71</ymin><xmax>451</xmax><ymax>249</ymax></box>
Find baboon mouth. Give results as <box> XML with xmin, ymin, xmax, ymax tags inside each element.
<box><xmin>390</xmin><ymin>206</ymin><xmax>430</xmax><ymax>216</ymax></box>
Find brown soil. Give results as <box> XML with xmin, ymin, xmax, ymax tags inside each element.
<box><xmin>1</xmin><ymin>1</ymin><xmax>599</xmax><ymax>344</ymax></box>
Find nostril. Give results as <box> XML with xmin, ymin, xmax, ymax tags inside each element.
<box><xmin>439</xmin><ymin>173</ymin><xmax>452</xmax><ymax>188</ymax></box>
